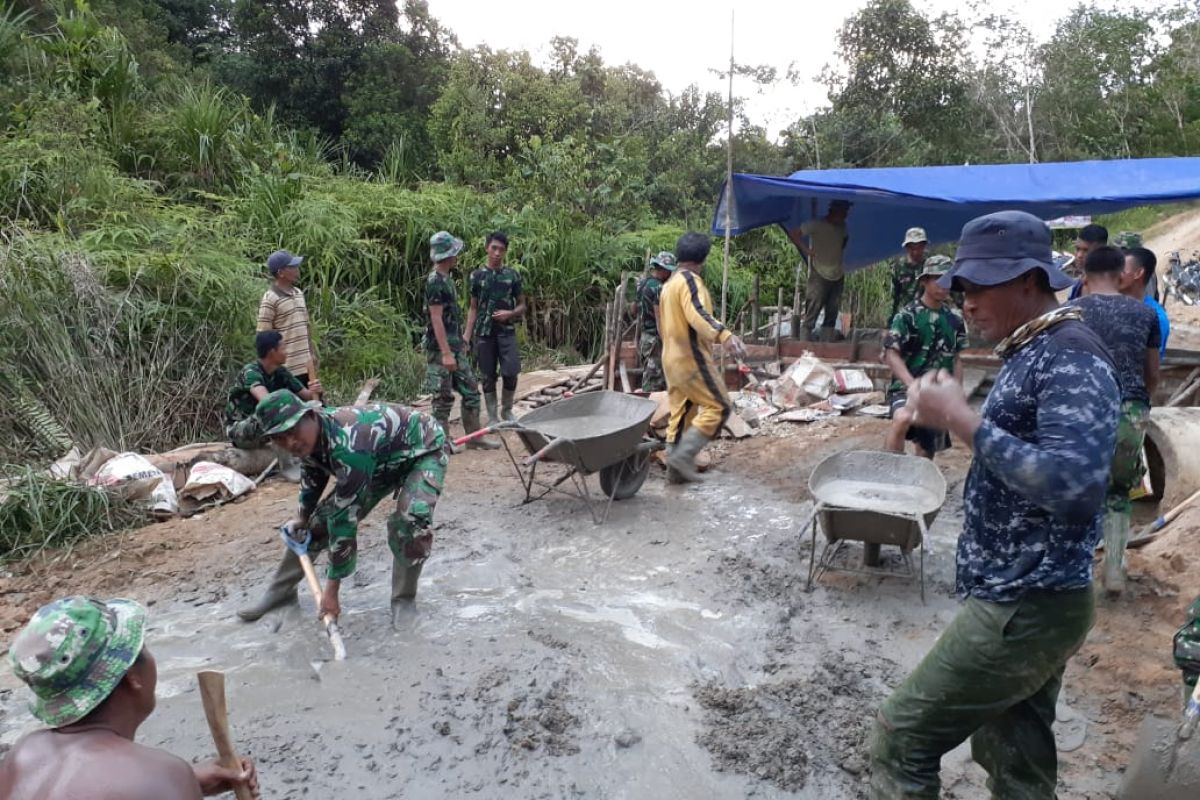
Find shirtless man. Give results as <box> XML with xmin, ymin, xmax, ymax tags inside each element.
<box><xmin>0</xmin><ymin>596</ymin><xmax>259</xmax><ymax>800</ymax></box>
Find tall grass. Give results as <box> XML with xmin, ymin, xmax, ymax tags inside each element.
<box><xmin>0</xmin><ymin>466</ymin><xmax>144</xmax><ymax>561</ymax></box>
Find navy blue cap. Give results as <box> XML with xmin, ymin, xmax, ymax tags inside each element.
<box><xmin>939</xmin><ymin>210</ymin><xmax>1072</xmax><ymax>292</ymax></box>
<box><xmin>267</xmin><ymin>250</ymin><xmax>303</xmax><ymax>276</ymax></box>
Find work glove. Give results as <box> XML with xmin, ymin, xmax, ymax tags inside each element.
<box><xmin>723</xmin><ymin>335</ymin><xmax>748</xmax><ymax>361</ymax></box>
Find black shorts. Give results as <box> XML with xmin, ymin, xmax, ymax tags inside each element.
<box><xmin>888</xmin><ymin>391</ymin><xmax>951</xmax><ymax>455</ymax></box>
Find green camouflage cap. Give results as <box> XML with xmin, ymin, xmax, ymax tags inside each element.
<box><xmin>649</xmin><ymin>251</ymin><xmax>678</xmax><ymax>272</ymax></box>
<box><xmin>8</xmin><ymin>596</ymin><xmax>146</xmax><ymax>727</ymax></box>
<box><xmin>919</xmin><ymin>254</ymin><xmax>953</xmax><ymax>279</ymax></box>
<box><xmin>1114</xmin><ymin>231</ymin><xmax>1143</xmax><ymax>250</ymax></box>
<box><xmin>255</xmin><ymin>389</ymin><xmax>320</xmax><ymax>436</ymax></box>
<box><xmin>429</xmin><ymin>231</ymin><xmax>464</xmax><ymax>263</ymax></box>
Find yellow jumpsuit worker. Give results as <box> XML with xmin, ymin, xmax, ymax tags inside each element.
<box><xmin>659</xmin><ymin>232</ymin><xmax>746</xmax><ymax>483</ymax></box>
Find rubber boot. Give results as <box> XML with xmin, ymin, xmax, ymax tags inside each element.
<box><xmin>666</xmin><ymin>428</ymin><xmax>709</xmax><ymax>483</ymax></box>
<box><xmin>434</xmin><ymin>414</ymin><xmax>465</xmax><ymax>455</ymax></box>
<box><xmin>390</xmin><ymin>557</ymin><xmax>423</xmax><ymax>626</ymax></box>
<box><xmin>237</xmin><ymin>550</ymin><xmax>304</xmax><ymax>621</ymax></box>
<box><xmin>484</xmin><ymin>392</ymin><xmax>500</xmax><ymax>425</ymax></box>
<box><xmin>463</xmin><ymin>407</ymin><xmax>500</xmax><ymax>450</ymax></box>
<box><xmin>1101</xmin><ymin>509</ymin><xmax>1130</xmax><ymax>594</ymax></box>
<box><xmin>501</xmin><ymin>387</ymin><xmax>517</xmax><ymax>422</ymax></box>
<box><xmin>664</xmin><ymin>441</ymin><xmax>685</xmax><ymax>484</ymax></box>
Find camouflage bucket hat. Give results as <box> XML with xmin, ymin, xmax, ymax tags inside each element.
<box><xmin>8</xmin><ymin>596</ymin><xmax>146</xmax><ymax>727</ymax></box>
<box><xmin>920</xmin><ymin>254</ymin><xmax>953</xmax><ymax>279</ymax></box>
<box><xmin>256</xmin><ymin>389</ymin><xmax>320</xmax><ymax>436</ymax></box>
<box><xmin>429</xmin><ymin>231</ymin><xmax>464</xmax><ymax>262</ymax></box>
<box><xmin>649</xmin><ymin>251</ymin><xmax>678</xmax><ymax>272</ymax></box>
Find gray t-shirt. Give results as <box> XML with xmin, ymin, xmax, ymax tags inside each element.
<box><xmin>1071</xmin><ymin>293</ymin><xmax>1161</xmax><ymax>404</ymax></box>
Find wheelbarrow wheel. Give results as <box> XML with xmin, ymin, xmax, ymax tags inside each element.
<box><xmin>599</xmin><ymin>451</ymin><xmax>651</xmax><ymax>500</ymax></box>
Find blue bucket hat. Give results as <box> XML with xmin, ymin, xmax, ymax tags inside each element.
<box><xmin>939</xmin><ymin>210</ymin><xmax>1072</xmax><ymax>292</ymax></box>
<box><xmin>267</xmin><ymin>250</ymin><xmax>303</xmax><ymax>276</ymax></box>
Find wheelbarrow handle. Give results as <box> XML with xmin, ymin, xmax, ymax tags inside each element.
<box><xmin>451</xmin><ymin>421</ymin><xmax>521</xmax><ymax>447</ymax></box>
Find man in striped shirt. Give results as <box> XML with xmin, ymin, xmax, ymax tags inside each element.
<box><xmin>257</xmin><ymin>250</ymin><xmax>317</xmax><ymax>388</ymax></box>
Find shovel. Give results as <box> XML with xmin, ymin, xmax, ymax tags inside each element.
<box><xmin>1118</xmin><ymin>678</ymin><xmax>1200</xmax><ymax>798</ymax></box>
<box><xmin>197</xmin><ymin>671</ymin><xmax>255</xmax><ymax>800</ymax></box>
<box><xmin>280</xmin><ymin>524</ymin><xmax>347</xmax><ymax>662</ymax></box>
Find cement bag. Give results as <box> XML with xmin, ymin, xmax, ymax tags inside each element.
<box><xmin>179</xmin><ymin>461</ymin><xmax>255</xmax><ymax>512</ymax></box>
<box><xmin>87</xmin><ymin>452</ymin><xmax>178</xmax><ymax>515</ymax></box>
<box><xmin>772</xmin><ymin>353</ymin><xmax>826</xmax><ymax>408</ymax></box>
<box><xmin>834</xmin><ymin>369</ymin><xmax>873</xmax><ymax>394</ymax></box>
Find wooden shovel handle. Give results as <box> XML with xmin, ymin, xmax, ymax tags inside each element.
<box><xmin>297</xmin><ymin>553</ymin><xmax>347</xmax><ymax>660</ymax></box>
<box><xmin>196</xmin><ymin>671</ymin><xmax>255</xmax><ymax>800</ymax></box>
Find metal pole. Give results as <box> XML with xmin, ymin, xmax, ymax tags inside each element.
<box><xmin>720</xmin><ymin>9</ymin><xmax>734</xmax><ymax>324</ymax></box>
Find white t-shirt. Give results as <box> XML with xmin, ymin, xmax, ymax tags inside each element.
<box><xmin>800</xmin><ymin>218</ymin><xmax>848</xmax><ymax>281</ymax></box>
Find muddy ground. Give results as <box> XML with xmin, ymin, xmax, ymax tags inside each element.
<box><xmin>0</xmin><ymin>415</ymin><xmax>1196</xmax><ymax>799</ymax></box>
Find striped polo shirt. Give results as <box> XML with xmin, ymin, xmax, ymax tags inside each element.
<box><xmin>256</xmin><ymin>285</ymin><xmax>313</xmax><ymax>376</ymax></box>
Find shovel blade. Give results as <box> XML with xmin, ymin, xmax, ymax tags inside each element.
<box><xmin>1119</xmin><ymin>716</ymin><xmax>1200</xmax><ymax>800</ymax></box>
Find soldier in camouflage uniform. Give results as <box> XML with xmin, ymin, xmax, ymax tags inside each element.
<box><xmin>636</xmin><ymin>251</ymin><xmax>676</xmax><ymax>392</ymax></box>
<box><xmin>424</xmin><ymin>230</ymin><xmax>497</xmax><ymax>450</ymax></box>
<box><xmin>237</xmin><ymin>390</ymin><xmax>451</xmax><ymax>626</ymax></box>
<box><xmin>466</xmin><ymin>231</ymin><xmax>526</xmax><ymax>423</ymax></box>
<box><xmin>3</xmin><ymin>597</ymin><xmax>258</xmax><ymax>798</ymax></box>
<box><xmin>888</xmin><ymin>227</ymin><xmax>929</xmax><ymax>320</ymax></box>
<box><xmin>224</xmin><ymin>330</ymin><xmax>321</xmax><ymax>449</ymax></box>
<box><xmin>869</xmin><ymin>212</ymin><xmax>1119</xmax><ymax>799</ymax></box>
<box><xmin>1176</xmin><ymin>596</ymin><xmax>1200</xmax><ymax>698</ymax></box>
<box><xmin>882</xmin><ymin>256</ymin><xmax>966</xmax><ymax>459</ymax></box>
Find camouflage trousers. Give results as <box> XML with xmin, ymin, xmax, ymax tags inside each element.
<box><xmin>424</xmin><ymin>350</ymin><xmax>482</xmax><ymax>424</ymax></box>
<box><xmin>639</xmin><ymin>332</ymin><xmax>665</xmax><ymax>392</ymax></box>
<box><xmin>226</xmin><ymin>417</ymin><xmax>266</xmax><ymax>450</ymax></box>
<box><xmin>1108</xmin><ymin>400</ymin><xmax>1150</xmax><ymax>514</ymax></box>
<box><xmin>869</xmin><ymin>589</ymin><xmax>1094</xmax><ymax>799</ymax></box>
<box><xmin>1176</xmin><ymin>596</ymin><xmax>1200</xmax><ymax>698</ymax></box>
<box><xmin>308</xmin><ymin>450</ymin><xmax>449</xmax><ymax>572</ymax></box>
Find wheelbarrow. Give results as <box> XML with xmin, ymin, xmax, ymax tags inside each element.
<box><xmin>454</xmin><ymin>391</ymin><xmax>663</xmax><ymax>523</ymax></box>
<box><xmin>799</xmin><ymin>450</ymin><xmax>947</xmax><ymax>602</ymax></box>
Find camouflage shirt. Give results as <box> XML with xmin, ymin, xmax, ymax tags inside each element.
<box><xmin>299</xmin><ymin>403</ymin><xmax>447</xmax><ymax>580</ymax></box>
<box><xmin>1071</xmin><ymin>293</ymin><xmax>1161</xmax><ymax>404</ymax></box>
<box><xmin>224</xmin><ymin>362</ymin><xmax>305</xmax><ymax>426</ymax></box>
<box><xmin>889</xmin><ymin>255</ymin><xmax>926</xmax><ymax>317</ymax></box>
<box><xmin>637</xmin><ymin>275</ymin><xmax>664</xmax><ymax>335</ymax></box>
<box><xmin>423</xmin><ymin>270</ymin><xmax>466</xmax><ymax>354</ymax></box>
<box><xmin>883</xmin><ymin>300</ymin><xmax>967</xmax><ymax>393</ymax></box>
<box><xmin>469</xmin><ymin>266</ymin><xmax>523</xmax><ymax>339</ymax></box>
<box><xmin>958</xmin><ymin>319</ymin><xmax>1118</xmax><ymax>602</ymax></box>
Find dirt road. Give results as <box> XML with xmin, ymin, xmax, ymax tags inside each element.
<box><xmin>0</xmin><ymin>418</ymin><xmax>1193</xmax><ymax>798</ymax></box>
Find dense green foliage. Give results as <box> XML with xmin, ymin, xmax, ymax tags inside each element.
<box><xmin>2</xmin><ymin>0</ymin><xmax>1200</xmax><ymax>472</ymax></box>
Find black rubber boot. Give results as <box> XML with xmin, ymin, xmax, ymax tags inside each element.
<box><xmin>664</xmin><ymin>441</ymin><xmax>685</xmax><ymax>484</ymax></box>
<box><xmin>665</xmin><ymin>428</ymin><xmax>709</xmax><ymax>483</ymax></box>
<box><xmin>501</xmin><ymin>388</ymin><xmax>517</xmax><ymax>421</ymax></box>
<box><xmin>237</xmin><ymin>550</ymin><xmax>303</xmax><ymax>621</ymax></box>
<box><xmin>390</xmin><ymin>557</ymin><xmax>424</xmax><ymax>626</ymax></box>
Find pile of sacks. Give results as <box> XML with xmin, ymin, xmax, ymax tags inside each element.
<box><xmin>732</xmin><ymin>353</ymin><xmax>886</xmax><ymax>427</ymax></box>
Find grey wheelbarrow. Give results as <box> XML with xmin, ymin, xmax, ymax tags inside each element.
<box><xmin>800</xmin><ymin>450</ymin><xmax>947</xmax><ymax>601</ymax></box>
<box><xmin>453</xmin><ymin>391</ymin><xmax>663</xmax><ymax>523</ymax></box>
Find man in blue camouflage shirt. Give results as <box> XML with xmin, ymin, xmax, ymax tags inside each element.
<box><xmin>869</xmin><ymin>211</ymin><xmax>1119</xmax><ymax>799</ymax></box>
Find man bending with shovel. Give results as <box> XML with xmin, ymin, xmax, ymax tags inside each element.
<box><xmin>237</xmin><ymin>390</ymin><xmax>449</xmax><ymax>627</ymax></box>
<box><xmin>868</xmin><ymin>211</ymin><xmax>1119</xmax><ymax>799</ymax></box>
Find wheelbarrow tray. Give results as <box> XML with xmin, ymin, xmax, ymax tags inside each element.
<box><xmin>803</xmin><ymin>451</ymin><xmax>948</xmax><ymax>601</ymax></box>
<box><xmin>515</xmin><ymin>391</ymin><xmax>657</xmax><ymax>474</ymax></box>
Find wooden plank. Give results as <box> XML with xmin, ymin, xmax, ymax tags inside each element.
<box><xmin>619</xmin><ymin>363</ymin><xmax>632</xmax><ymax>393</ymax></box>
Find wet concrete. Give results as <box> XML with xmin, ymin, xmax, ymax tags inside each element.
<box><xmin>0</xmin><ymin>448</ymin><xmax>1117</xmax><ymax>798</ymax></box>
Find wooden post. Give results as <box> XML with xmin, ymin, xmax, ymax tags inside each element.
<box><xmin>792</xmin><ymin>259</ymin><xmax>804</xmax><ymax>340</ymax></box>
<box><xmin>775</xmin><ymin>287</ymin><xmax>784</xmax><ymax>364</ymax></box>
<box><xmin>720</xmin><ymin>10</ymin><xmax>735</xmax><ymax>324</ymax></box>
<box><xmin>750</xmin><ymin>272</ymin><xmax>760</xmax><ymax>343</ymax></box>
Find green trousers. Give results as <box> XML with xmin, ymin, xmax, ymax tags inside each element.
<box><xmin>424</xmin><ymin>350</ymin><xmax>482</xmax><ymax>423</ymax></box>
<box><xmin>869</xmin><ymin>588</ymin><xmax>1095</xmax><ymax>799</ymax></box>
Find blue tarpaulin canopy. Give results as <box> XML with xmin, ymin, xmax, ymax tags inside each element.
<box><xmin>711</xmin><ymin>158</ymin><xmax>1200</xmax><ymax>272</ymax></box>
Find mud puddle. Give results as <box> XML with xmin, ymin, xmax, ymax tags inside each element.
<box><xmin>0</xmin><ymin>446</ymin><xmax>1125</xmax><ymax>798</ymax></box>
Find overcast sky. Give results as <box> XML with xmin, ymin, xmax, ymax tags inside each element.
<box><xmin>427</xmin><ymin>0</ymin><xmax>1159</xmax><ymax>137</ymax></box>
